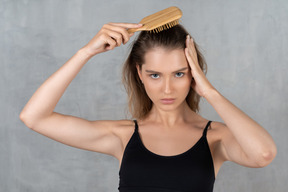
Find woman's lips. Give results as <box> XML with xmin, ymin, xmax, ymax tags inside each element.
<box><xmin>161</xmin><ymin>98</ymin><xmax>175</xmax><ymax>104</ymax></box>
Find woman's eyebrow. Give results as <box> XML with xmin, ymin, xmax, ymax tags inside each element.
<box><xmin>173</xmin><ymin>67</ymin><xmax>188</xmax><ymax>72</ymax></box>
<box><xmin>145</xmin><ymin>67</ymin><xmax>188</xmax><ymax>73</ymax></box>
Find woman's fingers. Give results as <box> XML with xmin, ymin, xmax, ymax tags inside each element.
<box><xmin>83</xmin><ymin>22</ymin><xmax>142</xmax><ymax>56</ymax></box>
<box><xmin>189</xmin><ymin>39</ymin><xmax>198</xmax><ymax>60</ymax></box>
<box><xmin>185</xmin><ymin>35</ymin><xmax>199</xmax><ymax>69</ymax></box>
<box><xmin>105</xmin><ymin>35</ymin><xmax>117</xmax><ymax>50</ymax></box>
<box><xmin>186</xmin><ymin>36</ymin><xmax>194</xmax><ymax>57</ymax></box>
<box><xmin>104</xmin><ymin>29</ymin><xmax>124</xmax><ymax>47</ymax></box>
<box><xmin>185</xmin><ymin>48</ymin><xmax>191</xmax><ymax>64</ymax></box>
<box><xmin>103</xmin><ymin>24</ymin><xmax>128</xmax><ymax>45</ymax></box>
<box><xmin>185</xmin><ymin>35</ymin><xmax>216</xmax><ymax>96</ymax></box>
<box><xmin>103</xmin><ymin>23</ymin><xmax>142</xmax><ymax>44</ymax></box>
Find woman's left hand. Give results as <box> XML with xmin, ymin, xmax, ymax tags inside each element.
<box><xmin>184</xmin><ymin>35</ymin><xmax>216</xmax><ymax>98</ymax></box>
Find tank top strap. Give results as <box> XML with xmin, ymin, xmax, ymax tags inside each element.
<box><xmin>133</xmin><ymin>119</ymin><xmax>139</xmax><ymax>132</ymax></box>
<box><xmin>203</xmin><ymin>120</ymin><xmax>212</xmax><ymax>137</ymax></box>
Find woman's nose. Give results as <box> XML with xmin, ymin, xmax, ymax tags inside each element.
<box><xmin>163</xmin><ymin>78</ymin><xmax>172</xmax><ymax>94</ymax></box>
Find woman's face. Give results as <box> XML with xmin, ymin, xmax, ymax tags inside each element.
<box><xmin>137</xmin><ymin>47</ymin><xmax>192</xmax><ymax>111</ymax></box>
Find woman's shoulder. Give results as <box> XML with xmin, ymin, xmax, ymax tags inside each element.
<box><xmin>91</xmin><ymin>119</ymin><xmax>135</xmax><ymax>136</ymax></box>
<box><xmin>190</xmin><ymin>114</ymin><xmax>227</xmax><ymax>138</ymax></box>
<box><xmin>209</xmin><ymin>120</ymin><xmax>226</xmax><ymax>130</ymax></box>
<box><xmin>91</xmin><ymin>119</ymin><xmax>134</xmax><ymax>129</ymax></box>
<box><xmin>185</xmin><ymin>113</ymin><xmax>225</xmax><ymax>130</ymax></box>
<box><xmin>193</xmin><ymin>113</ymin><xmax>226</xmax><ymax>130</ymax></box>
<box><xmin>206</xmin><ymin>120</ymin><xmax>228</xmax><ymax>142</ymax></box>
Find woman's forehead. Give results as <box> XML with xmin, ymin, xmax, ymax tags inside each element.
<box><xmin>142</xmin><ymin>47</ymin><xmax>188</xmax><ymax>71</ymax></box>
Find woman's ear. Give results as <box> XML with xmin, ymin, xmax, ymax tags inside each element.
<box><xmin>136</xmin><ymin>64</ymin><xmax>143</xmax><ymax>82</ymax></box>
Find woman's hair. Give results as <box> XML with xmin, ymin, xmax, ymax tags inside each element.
<box><xmin>122</xmin><ymin>24</ymin><xmax>207</xmax><ymax>120</ymax></box>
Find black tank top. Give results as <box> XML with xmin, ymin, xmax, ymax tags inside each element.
<box><xmin>118</xmin><ymin>120</ymin><xmax>215</xmax><ymax>192</ymax></box>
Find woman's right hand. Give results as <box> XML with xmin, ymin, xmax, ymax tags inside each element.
<box><xmin>81</xmin><ymin>22</ymin><xmax>143</xmax><ymax>57</ymax></box>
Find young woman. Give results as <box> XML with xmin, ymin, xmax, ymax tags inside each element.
<box><xmin>20</xmin><ymin>22</ymin><xmax>277</xmax><ymax>191</ymax></box>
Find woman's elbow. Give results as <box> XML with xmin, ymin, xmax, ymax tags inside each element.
<box><xmin>256</xmin><ymin>146</ymin><xmax>277</xmax><ymax>168</ymax></box>
<box><xmin>19</xmin><ymin>111</ymin><xmax>35</xmax><ymax>129</ymax></box>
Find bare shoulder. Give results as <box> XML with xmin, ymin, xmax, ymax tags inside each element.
<box><xmin>186</xmin><ymin>118</ymin><xmax>227</xmax><ymax>142</ymax></box>
<box><xmin>205</xmin><ymin>120</ymin><xmax>224</xmax><ymax>128</ymax></box>
<box><xmin>91</xmin><ymin>119</ymin><xmax>135</xmax><ymax>153</ymax></box>
<box><xmin>112</xmin><ymin>120</ymin><xmax>136</xmax><ymax>145</ymax></box>
<box><xmin>92</xmin><ymin>119</ymin><xmax>134</xmax><ymax>134</ymax></box>
<box><xmin>79</xmin><ymin>119</ymin><xmax>135</xmax><ymax>159</ymax></box>
<box><xmin>91</xmin><ymin>119</ymin><xmax>134</xmax><ymax>130</ymax></box>
<box><xmin>209</xmin><ymin>121</ymin><xmax>228</xmax><ymax>137</ymax></box>
<box><xmin>207</xmin><ymin>121</ymin><xmax>231</xmax><ymax>149</ymax></box>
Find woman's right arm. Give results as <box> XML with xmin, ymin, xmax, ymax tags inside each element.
<box><xmin>19</xmin><ymin>23</ymin><xmax>142</xmax><ymax>158</ymax></box>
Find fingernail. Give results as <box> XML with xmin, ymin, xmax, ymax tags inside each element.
<box><xmin>138</xmin><ymin>23</ymin><xmax>143</xmax><ymax>26</ymax></box>
<box><xmin>187</xmin><ymin>35</ymin><xmax>190</xmax><ymax>39</ymax></box>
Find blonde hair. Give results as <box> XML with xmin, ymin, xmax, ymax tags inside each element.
<box><xmin>122</xmin><ymin>24</ymin><xmax>207</xmax><ymax>120</ymax></box>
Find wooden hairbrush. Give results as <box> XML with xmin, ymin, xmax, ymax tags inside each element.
<box><xmin>128</xmin><ymin>6</ymin><xmax>183</xmax><ymax>33</ymax></box>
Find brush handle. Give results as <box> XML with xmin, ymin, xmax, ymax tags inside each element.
<box><xmin>127</xmin><ymin>28</ymin><xmax>138</xmax><ymax>33</ymax></box>
<box><xmin>127</xmin><ymin>25</ymin><xmax>145</xmax><ymax>34</ymax></box>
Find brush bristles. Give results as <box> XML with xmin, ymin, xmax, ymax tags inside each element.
<box><xmin>150</xmin><ymin>20</ymin><xmax>180</xmax><ymax>33</ymax></box>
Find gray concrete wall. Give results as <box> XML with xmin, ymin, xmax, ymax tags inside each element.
<box><xmin>1</xmin><ymin>0</ymin><xmax>287</xmax><ymax>191</ymax></box>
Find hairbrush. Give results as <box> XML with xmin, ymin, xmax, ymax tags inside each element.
<box><xmin>128</xmin><ymin>6</ymin><xmax>182</xmax><ymax>33</ymax></box>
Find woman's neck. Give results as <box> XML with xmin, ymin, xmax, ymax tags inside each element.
<box><xmin>144</xmin><ymin>101</ymin><xmax>197</xmax><ymax>128</ymax></box>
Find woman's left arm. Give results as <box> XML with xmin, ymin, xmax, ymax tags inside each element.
<box><xmin>204</xmin><ymin>89</ymin><xmax>277</xmax><ymax>167</ymax></box>
<box><xmin>185</xmin><ymin>35</ymin><xmax>277</xmax><ymax>168</ymax></box>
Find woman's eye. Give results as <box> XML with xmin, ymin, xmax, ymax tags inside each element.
<box><xmin>175</xmin><ymin>72</ymin><xmax>184</xmax><ymax>77</ymax></box>
<box><xmin>150</xmin><ymin>74</ymin><xmax>160</xmax><ymax>79</ymax></box>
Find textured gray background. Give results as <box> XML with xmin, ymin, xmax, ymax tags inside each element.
<box><xmin>1</xmin><ymin>0</ymin><xmax>287</xmax><ymax>191</ymax></box>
